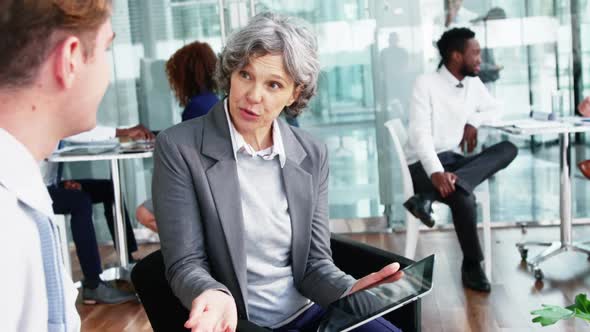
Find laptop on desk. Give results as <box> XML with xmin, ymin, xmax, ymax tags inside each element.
<box><xmin>317</xmin><ymin>254</ymin><xmax>434</xmax><ymax>332</ymax></box>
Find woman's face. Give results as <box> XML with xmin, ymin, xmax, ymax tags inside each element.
<box><xmin>228</xmin><ymin>54</ymin><xmax>300</xmax><ymax>138</ymax></box>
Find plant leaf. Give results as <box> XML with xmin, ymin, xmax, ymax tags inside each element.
<box><xmin>574</xmin><ymin>294</ymin><xmax>590</xmax><ymax>314</ymax></box>
<box><xmin>573</xmin><ymin>308</ymin><xmax>590</xmax><ymax>322</ymax></box>
<box><xmin>531</xmin><ymin>305</ymin><xmax>575</xmax><ymax>326</ymax></box>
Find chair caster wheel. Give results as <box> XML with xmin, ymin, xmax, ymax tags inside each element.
<box><xmin>534</xmin><ymin>268</ymin><xmax>544</xmax><ymax>281</ymax></box>
<box><xmin>518</xmin><ymin>247</ymin><xmax>528</xmax><ymax>261</ymax></box>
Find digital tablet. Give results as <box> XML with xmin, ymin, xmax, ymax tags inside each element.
<box><xmin>317</xmin><ymin>254</ymin><xmax>435</xmax><ymax>332</ymax></box>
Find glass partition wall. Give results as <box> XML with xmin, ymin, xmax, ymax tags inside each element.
<box><xmin>71</xmin><ymin>0</ymin><xmax>590</xmax><ymax>242</ymax></box>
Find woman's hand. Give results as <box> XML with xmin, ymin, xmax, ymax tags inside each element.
<box><xmin>185</xmin><ymin>290</ymin><xmax>237</xmax><ymax>332</ymax></box>
<box><xmin>349</xmin><ymin>262</ymin><xmax>404</xmax><ymax>294</ymax></box>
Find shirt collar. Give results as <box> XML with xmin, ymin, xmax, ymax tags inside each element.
<box><xmin>439</xmin><ymin>65</ymin><xmax>465</xmax><ymax>88</ymax></box>
<box><xmin>223</xmin><ymin>99</ymin><xmax>287</xmax><ymax>168</ymax></box>
<box><xmin>0</xmin><ymin>128</ymin><xmax>54</xmax><ymax>217</ymax></box>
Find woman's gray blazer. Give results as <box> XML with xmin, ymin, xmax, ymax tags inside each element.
<box><xmin>152</xmin><ymin>101</ymin><xmax>356</xmax><ymax>320</ymax></box>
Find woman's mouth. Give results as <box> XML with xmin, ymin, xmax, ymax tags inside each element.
<box><xmin>239</xmin><ymin>107</ymin><xmax>260</xmax><ymax>120</ymax></box>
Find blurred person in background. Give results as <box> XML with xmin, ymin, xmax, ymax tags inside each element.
<box><xmin>136</xmin><ymin>41</ymin><xmax>219</xmax><ymax>232</ymax></box>
<box><xmin>166</xmin><ymin>40</ymin><xmax>219</xmax><ymax>122</ymax></box>
<box><xmin>403</xmin><ymin>27</ymin><xmax>517</xmax><ymax>293</ymax></box>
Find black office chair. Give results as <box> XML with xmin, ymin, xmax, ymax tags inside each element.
<box><xmin>131</xmin><ymin>234</ymin><xmax>421</xmax><ymax>332</ymax></box>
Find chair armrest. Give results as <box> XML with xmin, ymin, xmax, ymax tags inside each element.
<box><xmin>132</xmin><ymin>250</ymin><xmax>269</xmax><ymax>332</ymax></box>
<box><xmin>330</xmin><ymin>234</ymin><xmax>415</xmax><ymax>276</ymax></box>
<box><xmin>330</xmin><ymin>234</ymin><xmax>422</xmax><ymax>332</ymax></box>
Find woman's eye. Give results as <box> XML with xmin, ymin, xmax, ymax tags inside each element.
<box><xmin>240</xmin><ymin>71</ymin><xmax>250</xmax><ymax>79</ymax></box>
<box><xmin>269</xmin><ymin>82</ymin><xmax>282</xmax><ymax>89</ymax></box>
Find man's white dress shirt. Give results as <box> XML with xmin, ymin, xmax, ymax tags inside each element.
<box><xmin>0</xmin><ymin>128</ymin><xmax>80</xmax><ymax>332</ymax></box>
<box><xmin>405</xmin><ymin>65</ymin><xmax>499</xmax><ymax>177</ymax></box>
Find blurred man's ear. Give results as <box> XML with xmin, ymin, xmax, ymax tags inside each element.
<box><xmin>53</xmin><ymin>36</ymin><xmax>83</xmax><ymax>89</ymax></box>
<box><xmin>451</xmin><ymin>50</ymin><xmax>462</xmax><ymax>65</ymax></box>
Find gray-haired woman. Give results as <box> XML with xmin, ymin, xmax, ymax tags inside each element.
<box><xmin>152</xmin><ymin>12</ymin><xmax>403</xmax><ymax>332</ymax></box>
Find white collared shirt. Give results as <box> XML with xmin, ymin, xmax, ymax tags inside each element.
<box><xmin>224</xmin><ymin>100</ymin><xmax>286</xmax><ymax>168</ymax></box>
<box><xmin>0</xmin><ymin>128</ymin><xmax>80</xmax><ymax>332</ymax></box>
<box><xmin>405</xmin><ymin>65</ymin><xmax>500</xmax><ymax>176</ymax></box>
<box><xmin>223</xmin><ymin>101</ymin><xmax>311</xmax><ymax>328</ymax></box>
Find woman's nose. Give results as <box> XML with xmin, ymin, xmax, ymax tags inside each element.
<box><xmin>246</xmin><ymin>84</ymin><xmax>263</xmax><ymax>104</ymax></box>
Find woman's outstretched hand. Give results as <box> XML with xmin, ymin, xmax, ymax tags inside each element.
<box><xmin>185</xmin><ymin>290</ymin><xmax>237</xmax><ymax>332</ymax></box>
<box><xmin>349</xmin><ymin>262</ymin><xmax>404</xmax><ymax>294</ymax></box>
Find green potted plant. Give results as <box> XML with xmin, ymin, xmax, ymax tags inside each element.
<box><xmin>531</xmin><ymin>293</ymin><xmax>590</xmax><ymax>326</ymax></box>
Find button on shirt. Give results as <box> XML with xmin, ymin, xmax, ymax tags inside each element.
<box><xmin>0</xmin><ymin>128</ymin><xmax>80</xmax><ymax>332</ymax></box>
<box><xmin>224</xmin><ymin>102</ymin><xmax>312</xmax><ymax>328</ymax></box>
<box><xmin>405</xmin><ymin>65</ymin><xmax>500</xmax><ymax>177</ymax></box>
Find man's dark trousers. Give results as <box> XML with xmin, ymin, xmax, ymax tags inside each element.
<box><xmin>47</xmin><ymin>179</ymin><xmax>138</xmax><ymax>282</ymax></box>
<box><xmin>408</xmin><ymin>141</ymin><xmax>518</xmax><ymax>263</ymax></box>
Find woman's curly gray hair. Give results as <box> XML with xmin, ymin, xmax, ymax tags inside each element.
<box><xmin>214</xmin><ymin>12</ymin><xmax>319</xmax><ymax>117</ymax></box>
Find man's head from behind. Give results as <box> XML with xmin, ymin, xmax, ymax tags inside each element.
<box><xmin>0</xmin><ymin>0</ymin><xmax>113</xmax><ymax>137</ymax></box>
<box><xmin>436</xmin><ymin>27</ymin><xmax>481</xmax><ymax>77</ymax></box>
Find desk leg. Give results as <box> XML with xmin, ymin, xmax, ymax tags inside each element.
<box><xmin>111</xmin><ymin>158</ymin><xmax>128</xmax><ymax>268</ymax></box>
<box><xmin>100</xmin><ymin>159</ymin><xmax>130</xmax><ymax>282</ymax></box>
<box><xmin>515</xmin><ymin>132</ymin><xmax>576</xmax><ymax>280</ymax></box>
<box><xmin>559</xmin><ymin>132</ymin><xmax>572</xmax><ymax>245</ymax></box>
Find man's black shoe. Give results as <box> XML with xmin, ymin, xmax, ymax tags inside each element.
<box><xmin>461</xmin><ymin>262</ymin><xmax>491</xmax><ymax>293</ymax></box>
<box><xmin>403</xmin><ymin>194</ymin><xmax>435</xmax><ymax>228</ymax></box>
<box><xmin>82</xmin><ymin>281</ymin><xmax>138</xmax><ymax>304</ymax></box>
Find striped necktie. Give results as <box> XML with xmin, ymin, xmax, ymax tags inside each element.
<box><xmin>20</xmin><ymin>203</ymin><xmax>67</xmax><ymax>332</ymax></box>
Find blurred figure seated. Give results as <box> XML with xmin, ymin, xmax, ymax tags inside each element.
<box><xmin>41</xmin><ymin>124</ymin><xmax>153</xmax><ymax>304</ymax></box>
<box><xmin>135</xmin><ymin>41</ymin><xmax>219</xmax><ymax>234</ymax></box>
<box><xmin>165</xmin><ymin>40</ymin><xmax>219</xmax><ymax>121</ymax></box>
<box><xmin>403</xmin><ymin>27</ymin><xmax>518</xmax><ymax>293</ymax></box>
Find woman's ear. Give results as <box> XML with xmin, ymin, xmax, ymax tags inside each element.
<box><xmin>287</xmin><ymin>85</ymin><xmax>303</xmax><ymax>107</ymax></box>
<box><xmin>53</xmin><ymin>36</ymin><xmax>83</xmax><ymax>89</ymax></box>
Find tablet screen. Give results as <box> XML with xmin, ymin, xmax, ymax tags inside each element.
<box><xmin>317</xmin><ymin>254</ymin><xmax>434</xmax><ymax>332</ymax></box>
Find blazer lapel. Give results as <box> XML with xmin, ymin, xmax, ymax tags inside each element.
<box><xmin>279</xmin><ymin>121</ymin><xmax>313</xmax><ymax>285</ymax></box>
<box><xmin>201</xmin><ymin>103</ymin><xmax>249</xmax><ymax>312</ymax></box>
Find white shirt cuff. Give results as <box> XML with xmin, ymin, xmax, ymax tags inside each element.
<box><xmin>423</xmin><ymin>159</ymin><xmax>445</xmax><ymax>179</ymax></box>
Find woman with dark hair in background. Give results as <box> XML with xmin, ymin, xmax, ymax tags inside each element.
<box><xmin>166</xmin><ymin>40</ymin><xmax>220</xmax><ymax>121</ymax></box>
<box><xmin>136</xmin><ymin>41</ymin><xmax>219</xmax><ymax>232</ymax></box>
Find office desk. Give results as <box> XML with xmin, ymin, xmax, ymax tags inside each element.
<box><xmin>48</xmin><ymin>148</ymin><xmax>153</xmax><ymax>281</ymax></box>
<box><xmin>486</xmin><ymin>119</ymin><xmax>590</xmax><ymax>280</ymax></box>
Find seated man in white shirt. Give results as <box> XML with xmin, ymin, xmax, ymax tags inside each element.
<box><xmin>403</xmin><ymin>28</ymin><xmax>518</xmax><ymax>292</ymax></box>
<box><xmin>0</xmin><ymin>1</ymin><xmax>115</xmax><ymax>330</ymax></box>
